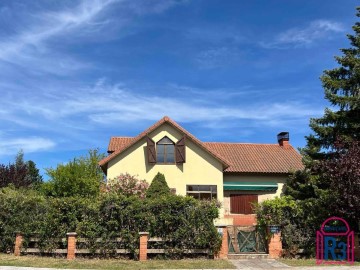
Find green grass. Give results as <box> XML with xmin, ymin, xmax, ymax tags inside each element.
<box><xmin>0</xmin><ymin>254</ymin><xmax>236</xmax><ymax>269</ymax></box>
<box><xmin>279</xmin><ymin>258</ymin><xmax>360</xmax><ymax>267</ymax></box>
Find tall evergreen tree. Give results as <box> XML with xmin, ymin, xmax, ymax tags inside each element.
<box><xmin>146</xmin><ymin>172</ymin><xmax>171</xmax><ymax>199</ymax></box>
<box><xmin>26</xmin><ymin>160</ymin><xmax>43</xmax><ymax>188</ymax></box>
<box><xmin>284</xmin><ymin>7</ymin><xmax>360</xmax><ymax>244</ymax></box>
<box><xmin>303</xmin><ymin>6</ymin><xmax>360</xmax><ymax>162</ymax></box>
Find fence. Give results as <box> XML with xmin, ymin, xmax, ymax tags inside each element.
<box><xmin>14</xmin><ymin>226</ymin><xmax>228</xmax><ymax>261</ymax></box>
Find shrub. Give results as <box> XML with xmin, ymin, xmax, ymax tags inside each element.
<box><xmin>106</xmin><ymin>173</ymin><xmax>148</xmax><ymax>198</ymax></box>
<box><xmin>255</xmin><ymin>196</ymin><xmax>309</xmax><ymax>257</ymax></box>
<box><xmin>255</xmin><ymin>196</ymin><xmax>300</xmax><ymax>227</ymax></box>
<box><xmin>44</xmin><ymin>149</ymin><xmax>104</xmax><ymax>198</ymax></box>
<box><xmin>147</xmin><ymin>195</ymin><xmax>221</xmax><ymax>251</ymax></box>
<box><xmin>0</xmin><ymin>187</ymin><xmax>48</xmax><ymax>252</ymax></box>
<box><xmin>146</xmin><ymin>172</ymin><xmax>171</xmax><ymax>199</ymax></box>
<box><xmin>0</xmin><ymin>187</ymin><xmax>222</xmax><ymax>257</ymax></box>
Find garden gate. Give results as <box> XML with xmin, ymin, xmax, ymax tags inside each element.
<box><xmin>228</xmin><ymin>226</ymin><xmax>267</xmax><ymax>253</ymax></box>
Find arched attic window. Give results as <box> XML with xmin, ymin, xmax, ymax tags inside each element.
<box><xmin>156</xmin><ymin>136</ymin><xmax>175</xmax><ymax>164</ymax></box>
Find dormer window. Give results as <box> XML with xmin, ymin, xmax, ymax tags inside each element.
<box><xmin>146</xmin><ymin>135</ymin><xmax>185</xmax><ymax>165</ymax></box>
<box><xmin>156</xmin><ymin>136</ymin><xmax>175</xmax><ymax>164</ymax></box>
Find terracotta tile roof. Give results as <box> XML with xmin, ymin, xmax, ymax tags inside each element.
<box><xmin>108</xmin><ymin>137</ymin><xmax>134</xmax><ymax>153</ymax></box>
<box><xmin>204</xmin><ymin>142</ymin><xmax>304</xmax><ymax>173</ymax></box>
<box><xmin>100</xmin><ymin>116</ymin><xmax>304</xmax><ymax>174</ymax></box>
<box><xmin>99</xmin><ymin>116</ymin><xmax>230</xmax><ymax>169</ymax></box>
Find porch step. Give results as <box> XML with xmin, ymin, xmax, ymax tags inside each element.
<box><xmin>228</xmin><ymin>253</ymin><xmax>269</xmax><ymax>260</ymax></box>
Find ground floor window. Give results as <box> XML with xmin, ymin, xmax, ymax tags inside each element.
<box><xmin>230</xmin><ymin>194</ymin><xmax>258</xmax><ymax>214</ymax></box>
<box><xmin>186</xmin><ymin>185</ymin><xmax>217</xmax><ymax>200</ymax></box>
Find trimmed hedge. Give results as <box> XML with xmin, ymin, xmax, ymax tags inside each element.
<box><xmin>0</xmin><ymin>187</ymin><xmax>221</xmax><ymax>258</ymax></box>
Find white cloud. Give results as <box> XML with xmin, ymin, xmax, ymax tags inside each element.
<box><xmin>0</xmin><ymin>0</ymin><xmax>118</xmax><ymax>68</ymax></box>
<box><xmin>261</xmin><ymin>20</ymin><xmax>344</xmax><ymax>49</ymax></box>
<box><xmin>0</xmin><ymin>79</ymin><xmax>321</xmax><ymax>129</ymax></box>
<box><xmin>0</xmin><ymin>0</ymin><xmax>185</xmax><ymax>76</ymax></box>
<box><xmin>0</xmin><ymin>137</ymin><xmax>55</xmax><ymax>156</ymax></box>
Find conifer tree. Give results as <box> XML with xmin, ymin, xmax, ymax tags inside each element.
<box><xmin>146</xmin><ymin>172</ymin><xmax>171</xmax><ymax>199</ymax></box>
<box><xmin>26</xmin><ymin>160</ymin><xmax>43</xmax><ymax>188</ymax></box>
<box><xmin>303</xmin><ymin>6</ymin><xmax>360</xmax><ymax>162</ymax></box>
<box><xmin>285</xmin><ymin>7</ymin><xmax>360</xmax><ymax>240</ymax></box>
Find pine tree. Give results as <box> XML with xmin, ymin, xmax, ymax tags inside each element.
<box><xmin>284</xmin><ymin>7</ymin><xmax>360</xmax><ymax>243</ymax></box>
<box><xmin>303</xmin><ymin>6</ymin><xmax>360</xmax><ymax>161</ymax></box>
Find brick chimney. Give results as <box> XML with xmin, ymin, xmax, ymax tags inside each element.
<box><xmin>277</xmin><ymin>132</ymin><xmax>290</xmax><ymax>149</ymax></box>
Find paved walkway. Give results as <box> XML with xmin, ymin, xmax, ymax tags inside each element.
<box><xmin>230</xmin><ymin>259</ymin><xmax>360</xmax><ymax>269</ymax></box>
<box><xmin>230</xmin><ymin>259</ymin><xmax>290</xmax><ymax>269</ymax></box>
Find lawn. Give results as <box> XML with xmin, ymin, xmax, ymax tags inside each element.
<box><xmin>279</xmin><ymin>258</ymin><xmax>360</xmax><ymax>267</ymax></box>
<box><xmin>0</xmin><ymin>254</ymin><xmax>236</xmax><ymax>269</ymax></box>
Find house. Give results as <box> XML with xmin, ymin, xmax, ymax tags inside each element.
<box><xmin>99</xmin><ymin>116</ymin><xmax>303</xmax><ymax>226</ymax></box>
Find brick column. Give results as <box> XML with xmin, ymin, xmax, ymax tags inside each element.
<box><xmin>139</xmin><ymin>232</ymin><xmax>149</xmax><ymax>261</ymax></box>
<box><xmin>14</xmin><ymin>232</ymin><xmax>23</xmax><ymax>256</ymax></box>
<box><xmin>355</xmin><ymin>233</ymin><xmax>360</xmax><ymax>260</ymax></box>
<box><xmin>215</xmin><ymin>225</ymin><xmax>228</xmax><ymax>259</ymax></box>
<box><xmin>268</xmin><ymin>226</ymin><xmax>282</xmax><ymax>259</ymax></box>
<box><xmin>66</xmin><ymin>232</ymin><xmax>77</xmax><ymax>260</ymax></box>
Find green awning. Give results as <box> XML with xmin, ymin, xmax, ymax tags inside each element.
<box><xmin>223</xmin><ymin>182</ymin><xmax>278</xmax><ymax>191</ymax></box>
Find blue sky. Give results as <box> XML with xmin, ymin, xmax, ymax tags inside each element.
<box><xmin>0</xmin><ymin>0</ymin><xmax>357</xmax><ymax>177</ymax></box>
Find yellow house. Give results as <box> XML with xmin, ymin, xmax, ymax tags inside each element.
<box><xmin>99</xmin><ymin>116</ymin><xmax>303</xmax><ymax>226</ymax></box>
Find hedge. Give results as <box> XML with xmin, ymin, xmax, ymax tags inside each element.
<box><xmin>0</xmin><ymin>187</ymin><xmax>221</xmax><ymax>258</ymax></box>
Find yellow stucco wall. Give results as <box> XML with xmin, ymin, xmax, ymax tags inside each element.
<box><xmin>107</xmin><ymin>123</ymin><xmax>224</xmax><ymax>206</ymax></box>
<box><xmin>223</xmin><ymin>174</ymin><xmax>288</xmax><ymax>215</ymax></box>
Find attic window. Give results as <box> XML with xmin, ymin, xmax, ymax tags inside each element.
<box><xmin>156</xmin><ymin>136</ymin><xmax>175</xmax><ymax>164</ymax></box>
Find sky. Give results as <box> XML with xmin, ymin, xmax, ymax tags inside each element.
<box><xmin>0</xmin><ymin>0</ymin><xmax>358</xmax><ymax>178</ymax></box>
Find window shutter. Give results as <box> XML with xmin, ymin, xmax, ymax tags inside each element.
<box><xmin>146</xmin><ymin>136</ymin><xmax>156</xmax><ymax>164</ymax></box>
<box><xmin>175</xmin><ymin>136</ymin><xmax>186</xmax><ymax>164</ymax></box>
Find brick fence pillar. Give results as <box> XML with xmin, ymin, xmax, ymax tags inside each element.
<box><xmin>14</xmin><ymin>232</ymin><xmax>23</xmax><ymax>256</ymax></box>
<box><xmin>215</xmin><ymin>225</ymin><xmax>228</xmax><ymax>259</ymax></box>
<box><xmin>66</xmin><ymin>232</ymin><xmax>77</xmax><ymax>260</ymax></box>
<box><xmin>268</xmin><ymin>226</ymin><xmax>282</xmax><ymax>259</ymax></box>
<box><xmin>139</xmin><ymin>232</ymin><xmax>149</xmax><ymax>261</ymax></box>
<box><xmin>355</xmin><ymin>233</ymin><xmax>360</xmax><ymax>260</ymax></box>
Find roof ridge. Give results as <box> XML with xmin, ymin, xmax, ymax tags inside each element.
<box><xmin>204</xmin><ymin>142</ymin><xmax>280</xmax><ymax>145</ymax></box>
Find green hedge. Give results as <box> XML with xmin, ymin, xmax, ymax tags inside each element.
<box><xmin>0</xmin><ymin>187</ymin><xmax>221</xmax><ymax>258</ymax></box>
<box><xmin>255</xmin><ymin>196</ymin><xmax>314</xmax><ymax>257</ymax></box>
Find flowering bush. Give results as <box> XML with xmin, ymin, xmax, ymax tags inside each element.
<box><xmin>106</xmin><ymin>173</ymin><xmax>149</xmax><ymax>198</ymax></box>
